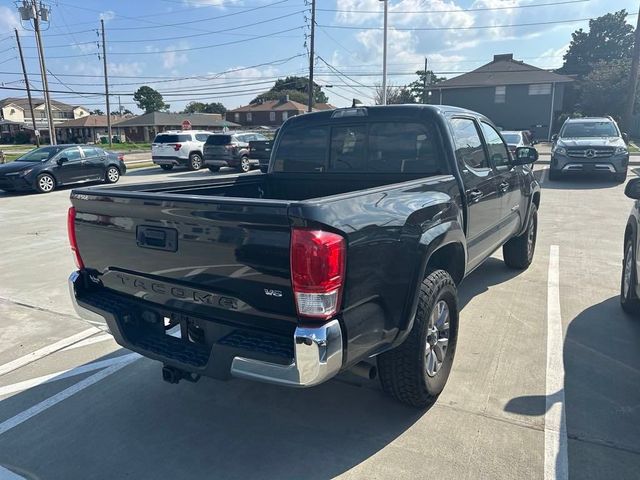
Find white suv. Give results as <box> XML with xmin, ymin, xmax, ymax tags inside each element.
<box><xmin>151</xmin><ymin>130</ymin><xmax>213</xmax><ymax>171</ymax></box>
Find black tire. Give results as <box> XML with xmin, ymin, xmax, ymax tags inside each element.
<box><xmin>105</xmin><ymin>166</ymin><xmax>120</xmax><ymax>184</ymax></box>
<box><xmin>239</xmin><ymin>156</ymin><xmax>251</xmax><ymax>173</ymax></box>
<box><xmin>188</xmin><ymin>153</ymin><xmax>203</xmax><ymax>171</ymax></box>
<box><xmin>35</xmin><ymin>173</ymin><xmax>56</xmax><ymax>193</ymax></box>
<box><xmin>160</xmin><ymin>164</ymin><xmax>173</xmax><ymax>171</ymax></box>
<box><xmin>548</xmin><ymin>169</ymin><xmax>561</xmax><ymax>181</ymax></box>
<box><xmin>377</xmin><ymin>270</ymin><xmax>459</xmax><ymax>408</ymax></box>
<box><xmin>621</xmin><ymin>237</ymin><xmax>640</xmax><ymax>314</ymax></box>
<box><xmin>503</xmin><ymin>204</ymin><xmax>538</xmax><ymax>269</ymax></box>
<box><xmin>208</xmin><ymin>166</ymin><xmax>220</xmax><ymax>173</ymax></box>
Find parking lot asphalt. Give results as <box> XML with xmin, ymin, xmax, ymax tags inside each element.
<box><xmin>0</xmin><ymin>163</ymin><xmax>639</xmax><ymax>480</ymax></box>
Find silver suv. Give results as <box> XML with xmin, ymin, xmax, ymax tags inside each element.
<box><xmin>550</xmin><ymin>117</ymin><xmax>629</xmax><ymax>182</ymax></box>
<box><xmin>151</xmin><ymin>130</ymin><xmax>213</xmax><ymax>171</ymax></box>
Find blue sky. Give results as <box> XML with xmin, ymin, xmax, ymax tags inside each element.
<box><xmin>0</xmin><ymin>0</ymin><xmax>637</xmax><ymax>112</ymax></box>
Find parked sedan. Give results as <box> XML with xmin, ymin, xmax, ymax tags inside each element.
<box><xmin>0</xmin><ymin>145</ymin><xmax>126</xmax><ymax>194</ymax></box>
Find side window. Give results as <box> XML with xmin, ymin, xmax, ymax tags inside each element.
<box><xmin>80</xmin><ymin>147</ymin><xmax>97</xmax><ymax>158</ymax></box>
<box><xmin>255</xmin><ymin>134</ymin><xmax>268</xmax><ymax>141</ymax></box>
<box><xmin>480</xmin><ymin>122</ymin><xmax>511</xmax><ymax>170</ymax></box>
<box><xmin>63</xmin><ymin>147</ymin><xmax>82</xmax><ymax>162</ymax></box>
<box><xmin>330</xmin><ymin>125</ymin><xmax>367</xmax><ymax>171</ymax></box>
<box><xmin>450</xmin><ymin>118</ymin><xmax>489</xmax><ymax>170</ymax></box>
<box><xmin>272</xmin><ymin>126</ymin><xmax>329</xmax><ymax>172</ymax></box>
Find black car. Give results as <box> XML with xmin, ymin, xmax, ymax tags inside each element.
<box><xmin>0</xmin><ymin>145</ymin><xmax>126</xmax><ymax>194</ymax></box>
<box><xmin>203</xmin><ymin>132</ymin><xmax>268</xmax><ymax>173</ymax></box>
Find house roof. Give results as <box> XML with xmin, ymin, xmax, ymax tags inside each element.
<box><xmin>434</xmin><ymin>54</ymin><xmax>574</xmax><ymax>90</ymax></box>
<box><xmin>58</xmin><ymin>115</ymin><xmax>124</xmax><ymax>128</ymax></box>
<box><xmin>114</xmin><ymin>111</ymin><xmax>238</xmax><ymax>128</ymax></box>
<box><xmin>0</xmin><ymin>97</ymin><xmax>86</xmax><ymax>112</ymax></box>
<box><xmin>228</xmin><ymin>100</ymin><xmax>335</xmax><ymax>113</ymax></box>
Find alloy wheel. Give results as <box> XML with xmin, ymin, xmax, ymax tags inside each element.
<box><xmin>623</xmin><ymin>243</ymin><xmax>633</xmax><ymax>299</ymax></box>
<box><xmin>38</xmin><ymin>175</ymin><xmax>54</xmax><ymax>193</ymax></box>
<box><xmin>425</xmin><ymin>300</ymin><xmax>450</xmax><ymax>377</ymax></box>
<box><xmin>107</xmin><ymin>167</ymin><xmax>119</xmax><ymax>183</ymax></box>
<box><xmin>240</xmin><ymin>157</ymin><xmax>250</xmax><ymax>172</ymax></box>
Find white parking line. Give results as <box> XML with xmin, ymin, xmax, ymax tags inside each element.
<box><xmin>60</xmin><ymin>333</ymin><xmax>113</xmax><ymax>352</ymax></box>
<box><xmin>0</xmin><ymin>465</ymin><xmax>26</xmax><ymax>480</ymax></box>
<box><xmin>0</xmin><ymin>354</ymin><xmax>140</xmax><ymax>399</ymax></box>
<box><xmin>0</xmin><ymin>328</ymin><xmax>99</xmax><ymax>377</ymax></box>
<box><xmin>545</xmin><ymin>245</ymin><xmax>568</xmax><ymax>480</ymax></box>
<box><xmin>0</xmin><ymin>355</ymin><xmax>139</xmax><ymax>436</ymax></box>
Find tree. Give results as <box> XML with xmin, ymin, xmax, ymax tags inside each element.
<box><xmin>133</xmin><ymin>86</ymin><xmax>169</xmax><ymax>113</ymax></box>
<box><xmin>409</xmin><ymin>70</ymin><xmax>446</xmax><ymax>103</ymax></box>
<box><xmin>183</xmin><ymin>101</ymin><xmax>227</xmax><ymax>115</ymax></box>
<box><xmin>90</xmin><ymin>108</ymin><xmax>104</xmax><ymax>115</ymax></box>
<box><xmin>559</xmin><ymin>10</ymin><xmax>635</xmax><ymax>76</ymax></box>
<box><xmin>577</xmin><ymin>59</ymin><xmax>638</xmax><ymax>119</ymax></box>
<box><xmin>374</xmin><ymin>84</ymin><xmax>417</xmax><ymax>105</ymax></box>
<box><xmin>250</xmin><ymin>76</ymin><xmax>328</xmax><ymax>105</ymax></box>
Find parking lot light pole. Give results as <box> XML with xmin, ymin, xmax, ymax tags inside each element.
<box><xmin>379</xmin><ymin>0</ymin><xmax>388</xmax><ymax>105</ymax></box>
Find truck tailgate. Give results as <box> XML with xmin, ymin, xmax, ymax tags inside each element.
<box><xmin>71</xmin><ymin>190</ymin><xmax>297</xmax><ymax>334</ymax></box>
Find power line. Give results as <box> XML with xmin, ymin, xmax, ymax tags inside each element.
<box><xmin>319</xmin><ymin>0</ymin><xmax>591</xmax><ymax>14</ymax></box>
<box><xmin>318</xmin><ymin>13</ymin><xmax>638</xmax><ymax>31</ymax></box>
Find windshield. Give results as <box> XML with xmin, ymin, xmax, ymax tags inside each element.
<box><xmin>560</xmin><ymin>121</ymin><xmax>619</xmax><ymax>138</ymax></box>
<box><xmin>15</xmin><ymin>146</ymin><xmax>67</xmax><ymax>162</ymax></box>
<box><xmin>502</xmin><ymin>133</ymin><xmax>521</xmax><ymax>144</ymax></box>
<box><xmin>205</xmin><ymin>135</ymin><xmax>232</xmax><ymax>145</ymax></box>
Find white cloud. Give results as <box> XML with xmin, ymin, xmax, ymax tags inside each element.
<box><xmin>162</xmin><ymin>42</ymin><xmax>189</xmax><ymax>69</ymax></box>
<box><xmin>99</xmin><ymin>10</ymin><xmax>116</xmax><ymax>22</ymax></box>
<box><xmin>108</xmin><ymin>62</ymin><xmax>144</xmax><ymax>76</ymax></box>
<box><xmin>0</xmin><ymin>6</ymin><xmax>22</xmax><ymax>36</ymax></box>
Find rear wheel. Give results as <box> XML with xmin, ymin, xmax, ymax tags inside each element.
<box><xmin>208</xmin><ymin>166</ymin><xmax>220</xmax><ymax>173</ymax></box>
<box><xmin>188</xmin><ymin>153</ymin><xmax>203</xmax><ymax>171</ymax></box>
<box><xmin>239</xmin><ymin>156</ymin><xmax>251</xmax><ymax>173</ymax></box>
<box><xmin>377</xmin><ymin>270</ymin><xmax>459</xmax><ymax>408</ymax></box>
<box><xmin>160</xmin><ymin>164</ymin><xmax>173</xmax><ymax>171</ymax></box>
<box><xmin>621</xmin><ymin>238</ymin><xmax>640</xmax><ymax>314</ymax></box>
<box><xmin>503</xmin><ymin>204</ymin><xmax>538</xmax><ymax>269</ymax></box>
<box><xmin>105</xmin><ymin>166</ymin><xmax>120</xmax><ymax>184</ymax></box>
<box><xmin>35</xmin><ymin>173</ymin><xmax>55</xmax><ymax>193</ymax></box>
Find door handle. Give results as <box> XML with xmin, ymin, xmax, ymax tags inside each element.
<box><xmin>467</xmin><ymin>189</ymin><xmax>483</xmax><ymax>203</ymax></box>
<box><xmin>499</xmin><ymin>181</ymin><xmax>509</xmax><ymax>193</ymax></box>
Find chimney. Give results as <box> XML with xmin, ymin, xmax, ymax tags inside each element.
<box><xmin>493</xmin><ymin>53</ymin><xmax>513</xmax><ymax>62</ymax></box>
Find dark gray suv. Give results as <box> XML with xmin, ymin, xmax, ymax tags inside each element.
<box><xmin>203</xmin><ymin>132</ymin><xmax>268</xmax><ymax>173</ymax></box>
<box><xmin>550</xmin><ymin>117</ymin><xmax>629</xmax><ymax>182</ymax></box>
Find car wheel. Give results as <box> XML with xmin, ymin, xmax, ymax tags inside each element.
<box><xmin>208</xmin><ymin>166</ymin><xmax>220</xmax><ymax>173</ymax></box>
<box><xmin>503</xmin><ymin>204</ymin><xmax>538</xmax><ymax>269</ymax></box>
<box><xmin>105</xmin><ymin>166</ymin><xmax>120</xmax><ymax>184</ymax></box>
<box><xmin>188</xmin><ymin>153</ymin><xmax>203</xmax><ymax>171</ymax></box>
<box><xmin>239</xmin><ymin>156</ymin><xmax>250</xmax><ymax>173</ymax></box>
<box><xmin>548</xmin><ymin>169</ymin><xmax>561</xmax><ymax>181</ymax></box>
<box><xmin>621</xmin><ymin>237</ymin><xmax>640</xmax><ymax>314</ymax></box>
<box><xmin>160</xmin><ymin>165</ymin><xmax>173</xmax><ymax>171</ymax></box>
<box><xmin>377</xmin><ymin>269</ymin><xmax>459</xmax><ymax>408</ymax></box>
<box><xmin>35</xmin><ymin>173</ymin><xmax>56</xmax><ymax>193</ymax></box>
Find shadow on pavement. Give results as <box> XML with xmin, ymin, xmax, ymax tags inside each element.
<box><xmin>504</xmin><ymin>296</ymin><xmax>640</xmax><ymax>478</ymax></box>
<box><xmin>458</xmin><ymin>257</ymin><xmax>525</xmax><ymax>308</ymax></box>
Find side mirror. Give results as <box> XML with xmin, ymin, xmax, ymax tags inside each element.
<box><xmin>56</xmin><ymin>157</ymin><xmax>68</xmax><ymax>165</ymax></box>
<box><xmin>622</xmin><ymin>132</ymin><xmax>629</xmax><ymax>144</ymax></box>
<box><xmin>551</xmin><ymin>134</ymin><xmax>558</xmax><ymax>142</ymax></box>
<box><xmin>513</xmin><ymin>146</ymin><xmax>539</xmax><ymax>165</ymax></box>
<box><xmin>625</xmin><ymin>178</ymin><xmax>640</xmax><ymax>199</ymax></box>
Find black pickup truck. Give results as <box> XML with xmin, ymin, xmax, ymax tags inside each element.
<box><xmin>68</xmin><ymin>105</ymin><xmax>540</xmax><ymax>407</ymax></box>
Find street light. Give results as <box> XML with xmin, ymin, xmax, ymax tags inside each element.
<box><xmin>379</xmin><ymin>0</ymin><xmax>388</xmax><ymax>105</ymax></box>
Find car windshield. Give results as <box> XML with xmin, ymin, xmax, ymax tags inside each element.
<box><xmin>15</xmin><ymin>146</ymin><xmax>67</xmax><ymax>162</ymax></box>
<box><xmin>561</xmin><ymin>121</ymin><xmax>618</xmax><ymax>138</ymax></box>
<box><xmin>205</xmin><ymin>135</ymin><xmax>232</xmax><ymax>145</ymax></box>
<box><xmin>502</xmin><ymin>133</ymin><xmax>521</xmax><ymax>144</ymax></box>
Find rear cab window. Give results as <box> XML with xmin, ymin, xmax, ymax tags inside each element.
<box><xmin>273</xmin><ymin>120</ymin><xmax>446</xmax><ymax>174</ymax></box>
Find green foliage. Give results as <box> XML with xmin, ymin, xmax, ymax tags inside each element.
<box><xmin>133</xmin><ymin>86</ymin><xmax>169</xmax><ymax>113</ymax></box>
<box><xmin>183</xmin><ymin>101</ymin><xmax>227</xmax><ymax>114</ymax></box>
<box><xmin>90</xmin><ymin>108</ymin><xmax>104</xmax><ymax>115</ymax></box>
<box><xmin>250</xmin><ymin>76</ymin><xmax>328</xmax><ymax>105</ymax></box>
<box><xmin>577</xmin><ymin>59</ymin><xmax>636</xmax><ymax>119</ymax></box>
<box><xmin>409</xmin><ymin>70</ymin><xmax>446</xmax><ymax>103</ymax></box>
<box><xmin>559</xmin><ymin>10</ymin><xmax>634</xmax><ymax>76</ymax></box>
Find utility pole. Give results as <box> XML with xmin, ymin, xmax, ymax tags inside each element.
<box><xmin>30</xmin><ymin>1</ymin><xmax>55</xmax><ymax>144</ymax></box>
<box><xmin>624</xmin><ymin>4</ymin><xmax>640</xmax><ymax>133</ymax></box>
<box><xmin>14</xmin><ymin>28</ymin><xmax>39</xmax><ymax>147</ymax></box>
<box><xmin>101</xmin><ymin>19</ymin><xmax>112</xmax><ymax>147</ymax></box>
<box><xmin>380</xmin><ymin>0</ymin><xmax>388</xmax><ymax>105</ymax></box>
<box><xmin>307</xmin><ymin>0</ymin><xmax>316</xmax><ymax>113</ymax></box>
<box><xmin>423</xmin><ymin>57</ymin><xmax>428</xmax><ymax>104</ymax></box>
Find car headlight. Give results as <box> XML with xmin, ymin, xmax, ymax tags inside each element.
<box><xmin>553</xmin><ymin>146</ymin><xmax>567</xmax><ymax>156</ymax></box>
<box><xmin>615</xmin><ymin>146</ymin><xmax>628</xmax><ymax>155</ymax></box>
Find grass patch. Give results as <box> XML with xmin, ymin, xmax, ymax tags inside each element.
<box><xmin>105</xmin><ymin>143</ymin><xmax>152</xmax><ymax>151</ymax></box>
<box><xmin>628</xmin><ymin>142</ymin><xmax>640</xmax><ymax>153</ymax></box>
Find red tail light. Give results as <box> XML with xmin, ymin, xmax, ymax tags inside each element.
<box><xmin>291</xmin><ymin>228</ymin><xmax>345</xmax><ymax>319</ymax></box>
<box><xmin>117</xmin><ymin>153</ymin><xmax>124</xmax><ymax>161</ymax></box>
<box><xmin>173</xmin><ymin>143</ymin><xmax>182</xmax><ymax>151</ymax></box>
<box><xmin>67</xmin><ymin>207</ymin><xmax>84</xmax><ymax>269</ymax></box>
